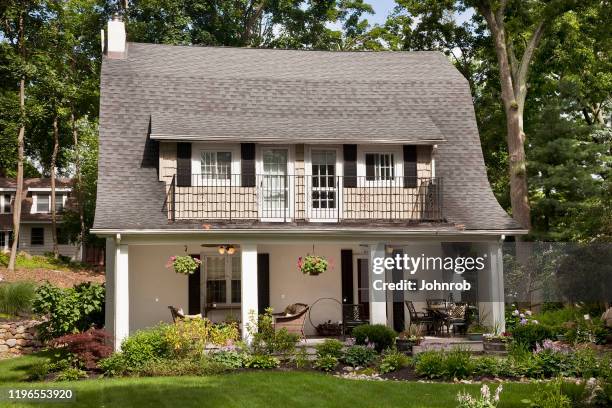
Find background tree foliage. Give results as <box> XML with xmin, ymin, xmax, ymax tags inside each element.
<box><xmin>1</xmin><ymin>0</ymin><xmax>610</xmax><ymax>252</ymax></box>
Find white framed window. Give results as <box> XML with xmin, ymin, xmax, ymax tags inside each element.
<box><xmin>191</xmin><ymin>143</ymin><xmax>241</xmax><ymax>186</ymax></box>
<box><xmin>32</xmin><ymin>193</ymin><xmax>66</xmax><ymax>214</ymax></box>
<box><xmin>203</xmin><ymin>255</ymin><xmax>241</xmax><ymax>306</ymax></box>
<box><xmin>200</xmin><ymin>151</ymin><xmax>232</xmax><ymax>180</ymax></box>
<box><xmin>365</xmin><ymin>153</ymin><xmax>395</xmax><ymax>181</ymax></box>
<box><xmin>357</xmin><ymin>145</ymin><xmax>403</xmax><ymax>186</ymax></box>
<box><xmin>1</xmin><ymin>194</ymin><xmax>13</xmax><ymax>214</ymax></box>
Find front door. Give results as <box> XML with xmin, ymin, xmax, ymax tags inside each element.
<box><xmin>261</xmin><ymin>148</ymin><xmax>290</xmax><ymax>221</ymax></box>
<box><xmin>309</xmin><ymin>149</ymin><xmax>338</xmax><ymax>221</ymax></box>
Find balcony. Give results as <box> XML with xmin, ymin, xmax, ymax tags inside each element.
<box><xmin>165</xmin><ymin>175</ymin><xmax>443</xmax><ymax>223</ymax></box>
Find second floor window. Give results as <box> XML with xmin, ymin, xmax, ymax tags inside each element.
<box><xmin>365</xmin><ymin>153</ymin><xmax>395</xmax><ymax>181</ymax></box>
<box><xmin>36</xmin><ymin>194</ymin><xmax>50</xmax><ymax>213</ymax></box>
<box><xmin>1</xmin><ymin>194</ymin><xmax>12</xmax><ymax>214</ymax></box>
<box><xmin>34</xmin><ymin>194</ymin><xmax>65</xmax><ymax>213</ymax></box>
<box><xmin>201</xmin><ymin>151</ymin><xmax>231</xmax><ymax>180</ymax></box>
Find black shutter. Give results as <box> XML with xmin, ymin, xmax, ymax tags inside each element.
<box><xmin>188</xmin><ymin>254</ymin><xmax>201</xmax><ymax>315</ymax></box>
<box><xmin>176</xmin><ymin>142</ymin><xmax>192</xmax><ymax>187</ymax></box>
<box><xmin>257</xmin><ymin>253</ymin><xmax>270</xmax><ymax>315</ymax></box>
<box><xmin>343</xmin><ymin>144</ymin><xmax>357</xmax><ymax>188</ymax></box>
<box><xmin>241</xmin><ymin>143</ymin><xmax>256</xmax><ymax>187</ymax></box>
<box><xmin>403</xmin><ymin>145</ymin><xmax>417</xmax><ymax>188</ymax></box>
<box><xmin>341</xmin><ymin>249</ymin><xmax>354</xmax><ymax>304</ymax></box>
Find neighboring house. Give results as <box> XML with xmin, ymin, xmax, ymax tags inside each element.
<box><xmin>94</xmin><ymin>17</ymin><xmax>527</xmax><ymax>350</ymax></box>
<box><xmin>0</xmin><ymin>177</ymin><xmax>79</xmax><ymax>259</ymax></box>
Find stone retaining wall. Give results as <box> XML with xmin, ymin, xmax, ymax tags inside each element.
<box><xmin>0</xmin><ymin>319</ymin><xmax>42</xmax><ymax>356</ymax></box>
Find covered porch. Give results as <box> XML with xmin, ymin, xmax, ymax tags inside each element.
<box><xmin>104</xmin><ymin>235</ymin><xmax>506</xmax><ymax>350</ymax></box>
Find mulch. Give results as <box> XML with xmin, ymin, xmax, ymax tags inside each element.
<box><xmin>0</xmin><ymin>267</ymin><xmax>104</xmax><ymax>288</ymax></box>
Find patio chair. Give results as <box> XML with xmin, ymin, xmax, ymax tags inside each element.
<box><xmin>405</xmin><ymin>300</ymin><xmax>435</xmax><ymax>334</ymax></box>
<box><xmin>272</xmin><ymin>303</ymin><xmax>309</xmax><ymax>337</ymax></box>
<box><xmin>168</xmin><ymin>306</ymin><xmax>202</xmax><ymax>323</ymax></box>
<box><xmin>342</xmin><ymin>304</ymin><xmax>369</xmax><ymax>340</ymax></box>
<box><xmin>443</xmin><ymin>302</ymin><xmax>468</xmax><ymax>336</ymax></box>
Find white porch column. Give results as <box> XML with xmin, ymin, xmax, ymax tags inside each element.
<box><xmin>490</xmin><ymin>239</ymin><xmax>506</xmax><ymax>333</ymax></box>
<box><xmin>478</xmin><ymin>240</ymin><xmax>506</xmax><ymax>334</ymax></box>
<box><xmin>241</xmin><ymin>243</ymin><xmax>258</xmax><ymax>342</ymax></box>
<box><xmin>369</xmin><ymin>243</ymin><xmax>387</xmax><ymax>325</ymax></box>
<box><xmin>114</xmin><ymin>239</ymin><xmax>129</xmax><ymax>351</ymax></box>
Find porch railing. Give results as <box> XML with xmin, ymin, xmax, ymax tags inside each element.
<box><xmin>164</xmin><ymin>174</ymin><xmax>443</xmax><ymax>223</ymax></box>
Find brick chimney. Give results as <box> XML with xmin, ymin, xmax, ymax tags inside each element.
<box><xmin>105</xmin><ymin>14</ymin><xmax>126</xmax><ymax>59</ymax></box>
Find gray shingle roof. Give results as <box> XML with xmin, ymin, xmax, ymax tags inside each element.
<box><xmin>95</xmin><ymin>43</ymin><xmax>522</xmax><ymax>232</ymax></box>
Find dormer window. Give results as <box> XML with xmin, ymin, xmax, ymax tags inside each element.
<box><xmin>1</xmin><ymin>194</ymin><xmax>13</xmax><ymax>214</ymax></box>
<box><xmin>33</xmin><ymin>193</ymin><xmax>66</xmax><ymax>214</ymax></box>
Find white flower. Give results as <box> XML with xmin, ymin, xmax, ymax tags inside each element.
<box><xmin>525</xmin><ymin>310</ymin><xmax>532</xmax><ymax>316</ymax></box>
<box><xmin>480</xmin><ymin>384</ymin><xmax>491</xmax><ymax>400</ymax></box>
<box><xmin>494</xmin><ymin>384</ymin><xmax>503</xmax><ymax>402</ymax></box>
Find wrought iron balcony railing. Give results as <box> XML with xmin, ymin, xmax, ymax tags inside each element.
<box><xmin>164</xmin><ymin>174</ymin><xmax>443</xmax><ymax>223</ymax></box>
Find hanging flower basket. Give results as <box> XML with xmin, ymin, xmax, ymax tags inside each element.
<box><xmin>298</xmin><ymin>255</ymin><xmax>328</xmax><ymax>276</ymax></box>
<box><xmin>166</xmin><ymin>255</ymin><xmax>201</xmax><ymax>275</ymax></box>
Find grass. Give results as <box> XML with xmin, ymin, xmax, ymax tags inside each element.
<box><xmin>0</xmin><ymin>354</ymin><xmax>541</xmax><ymax>408</ymax></box>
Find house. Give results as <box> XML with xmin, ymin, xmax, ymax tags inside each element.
<box><xmin>93</xmin><ymin>17</ymin><xmax>527</xmax><ymax>350</ymax></box>
<box><xmin>0</xmin><ymin>177</ymin><xmax>80</xmax><ymax>259</ymax></box>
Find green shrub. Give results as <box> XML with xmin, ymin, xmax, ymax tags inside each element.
<box><xmin>137</xmin><ymin>357</ymin><xmax>228</xmax><ymax>376</ymax></box>
<box><xmin>55</xmin><ymin>367</ymin><xmax>87</xmax><ymax>382</ymax></box>
<box><xmin>444</xmin><ymin>348</ymin><xmax>473</xmax><ymax>380</ymax></box>
<box><xmin>247</xmin><ymin>309</ymin><xmax>300</xmax><ymax>355</ymax></box>
<box><xmin>472</xmin><ymin>356</ymin><xmax>500</xmax><ymax>377</ymax></box>
<box><xmin>414</xmin><ymin>351</ymin><xmax>446</xmax><ymax>379</ymax></box>
<box><xmin>315</xmin><ymin>339</ymin><xmax>344</xmax><ymax>358</ymax></box>
<box><xmin>33</xmin><ymin>282</ymin><xmax>105</xmax><ymax>340</ymax></box>
<box><xmin>293</xmin><ymin>348</ymin><xmax>310</xmax><ymax>369</ymax></box>
<box><xmin>342</xmin><ymin>345</ymin><xmax>377</xmax><ymax>367</ymax></box>
<box><xmin>511</xmin><ymin>323</ymin><xmax>554</xmax><ymax>350</ymax></box>
<box><xmin>351</xmin><ymin>324</ymin><xmax>396</xmax><ymax>352</ymax></box>
<box><xmin>378</xmin><ymin>350</ymin><xmax>410</xmax><ymax>374</ymax></box>
<box><xmin>118</xmin><ymin>325</ymin><xmax>172</xmax><ymax>370</ymax></box>
<box><xmin>0</xmin><ymin>281</ymin><xmax>36</xmax><ymax>316</ymax></box>
<box><xmin>244</xmin><ymin>354</ymin><xmax>280</xmax><ymax>369</ymax></box>
<box><xmin>314</xmin><ymin>354</ymin><xmax>338</xmax><ymax>372</ymax></box>
<box><xmin>208</xmin><ymin>350</ymin><xmax>247</xmax><ymax>369</ymax></box>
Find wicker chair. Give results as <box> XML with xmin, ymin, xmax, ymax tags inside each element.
<box><xmin>168</xmin><ymin>306</ymin><xmax>202</xmax><ymax>323</ymax></box>
<box><xmin>342</xmin><ymin>304</ymin><xmax>369</xmax><ymax>339</ymax></box>
<box><xmin>272</xmin><ymin>303</ymin><xmax>309</xmax><ymax>337</ymax></box>
<box><xmin>405</xmin><ymin>301</ymin><xmax>435</xmax><ymax>334</ymax></box>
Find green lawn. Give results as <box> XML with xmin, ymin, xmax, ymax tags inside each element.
<box><xmin>0</xmin><ymin>354</ymin><xmax>539</xmax><ymax>407</ymax></box>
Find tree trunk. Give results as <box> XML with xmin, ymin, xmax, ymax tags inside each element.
<box><xmin>51</xmin><ymin>115</ymin><xmax>59</xmax><ymax>259</ymax></box>
<box><xmin>71</xmin><ymin>111</ymin><xmax>85</xmax><ymax>261</ymax></box>
<box><xmin>7</xmin><ymin>13</ymin><xmax>26</xmax><ymax>273</ymax></box>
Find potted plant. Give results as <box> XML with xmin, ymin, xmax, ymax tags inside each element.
<box><xmin>166</xmin><ymin>255</ymin><xmax>201</xmax><ymax>275</ymax></box>
<box><xmin>298</xmin><ymin>255</ymin><xmax>328</xmax><ymax>276</ymax></box>
<box><xmin>467</xmin><ymin>324</ymin><xmax>489</xmax><ymax>341</ymax></box>
<box><xmin>396</xmin><ymin>326</ymin><xmax>423</xmax><ymax>353</ymax></box>
<box><xmin>483</xmin><ymin>332</ymin><xmax>510</xmax><ymax>352</ymax></box>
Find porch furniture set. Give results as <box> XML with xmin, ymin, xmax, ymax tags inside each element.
<box><xmin>406</xmin><ymin>300</ymin><xmax>470</xmax><ymax>336</ymax></box>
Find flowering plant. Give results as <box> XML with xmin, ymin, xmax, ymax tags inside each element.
<box><xmin>298</xmin><ymin>255</ymin><xmax>328</xmax><ymax>276</ymax></box>
<box><xmin>456</xmin><ymin>384</ymin><xmax>503</xmax><ymax>408</ymax></box>
<box><xmin>166</xmin><ymin>255</ymin><xmax>201</xmax><ymax>275</ymax></box>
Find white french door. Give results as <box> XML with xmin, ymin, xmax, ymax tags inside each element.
<box><xmin>260</xmin><ymin>148</ymin><xmax>292</xmax><ymax>221</ymax></box>
<box><xmin>308</xmin><ymin>149</ymin><xmax>341</xmax><ymax>222</ymax></box>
